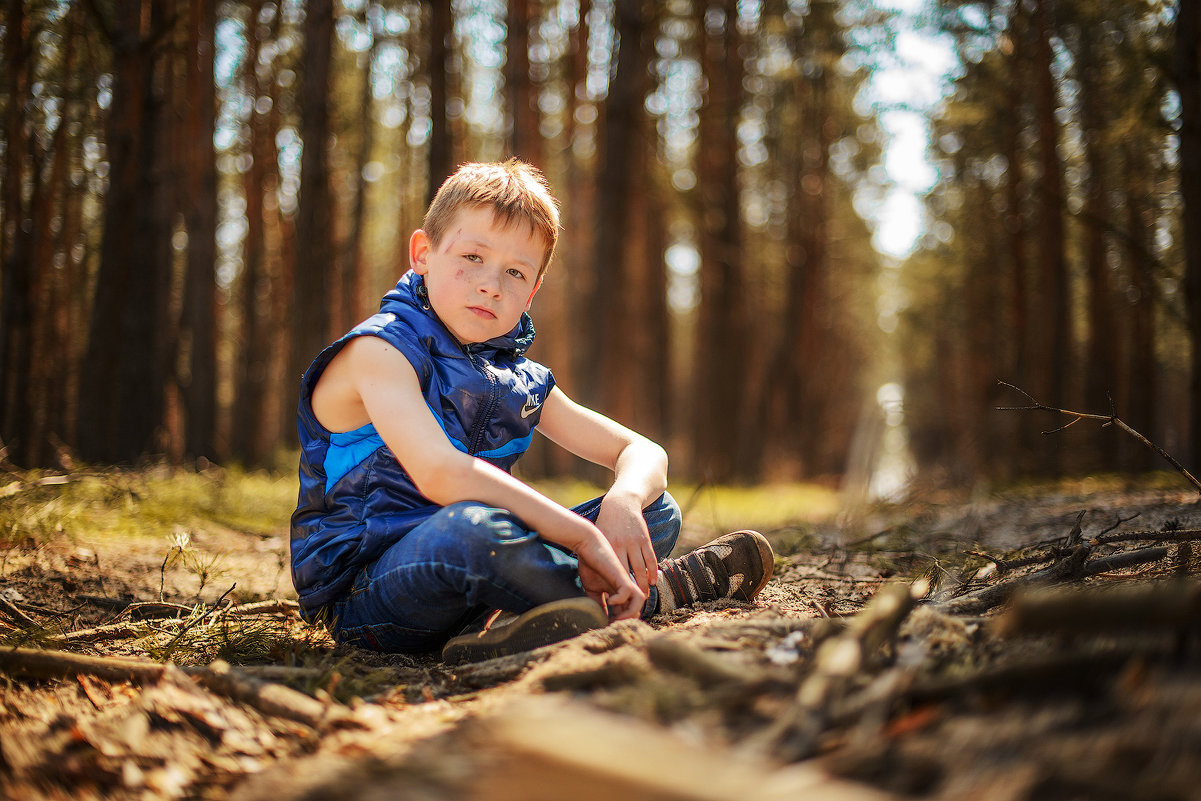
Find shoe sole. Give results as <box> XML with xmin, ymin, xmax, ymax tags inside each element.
<box><xmin>441</xmin><ymin>597</ymin><xmax>608</xmax><ymax>665</ymax></box>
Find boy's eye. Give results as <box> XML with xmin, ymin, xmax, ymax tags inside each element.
<box><xmin>507</xmin><ymin>268</ymin><xmax>527</xmax><ymax>280</ymax></box>
<box><xmin>464</xmin><ymin>253</ymin><xmax>482</xmax><ymax>263</ymax></box>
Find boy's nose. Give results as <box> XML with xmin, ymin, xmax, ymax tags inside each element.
<box><xmin>478</xmin><ymin>271</ymin><xmax>501</xmax><ymax>296</ymax></box>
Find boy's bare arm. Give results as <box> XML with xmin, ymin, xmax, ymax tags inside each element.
<box><xmin>318</xmin><ymin>337</ymin><xmax>646</xmax><ymax>618</ymax></box>
<box><xmin>537</xmin><ymin>388</ymin><xmax>669</xmax><ymax>597</ymax></box>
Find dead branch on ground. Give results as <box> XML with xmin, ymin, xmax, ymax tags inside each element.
<box><xmin>0</xmin><ymin>645</ymin><xmax>355</xmax><ymax>730</ymax></box>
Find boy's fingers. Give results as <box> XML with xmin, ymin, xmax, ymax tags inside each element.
<box><xmin>642</xmin><ymin>541</ymin><xmax>658</xmax><ymax>586</ymax></box>
<box><xmin>628</xmin><ymin>553</ymin><xmax>651</xmax><ymax>596</ymax></box>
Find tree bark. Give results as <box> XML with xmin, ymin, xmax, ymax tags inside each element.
<box><xmin>1030</xmin><ymin>0</ymin><xmax>1068</xmax><ymax>473</ymax></box>
<box><xmin>288</xmin><ymin>0</ymin><xmax>335</xmax><ymax>440</ymax></box>
<box><xmin>1123</xmin><ymin>145</ymin><xmax>1156</xmax><ymax>472</ymax></box>
<box><xmin>343</xmin><ymin>15</ymin><xmax>377</xmax><ymax>334</ymax></box>
<box><xmin>425</xmin><ymin>0</ymin><xmax>453</xmax><ymax>204</ymax></box>
<box><xmin>585</xmin><ymin>0</ymin><xmax>647</xmax><ymax>420</ymax></box>
<box><xmin>0</xmin><ymin>0</ymin><xmax>34</xmax><ymax>465</ymax></box>
<box><xmin>1076</xmin><ymin>18</ymin><xmax>1118</xmax><ymax>469</ymax></box>
<box><xmin>233</xmin><ymin>0</ymin><xmax>271</xmax><ymax>466</ymax></box>
<box><xmin>692</xmin><ymin>0</ymin><xmax>746</xmax><ymax>483</ymax></box>
<box><xmin>182</xmin><ymin>0</ymin><xmax>220</xmax><ymax>461</ymax></box>
<box><xmin>1177</xmin><ymin>0</ymin><xmax>1201</xmax><ymax>470</ymax></box>
<box><xmin>506</xmin><ymin>0</ymin><xmax>541</xmax><ymax>166</ymax></box>
<box><xmin>78</xmin><ymin>0</ymin><xmax>171</xmax><ymax>463</ymax></box>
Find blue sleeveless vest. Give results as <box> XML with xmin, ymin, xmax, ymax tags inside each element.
<box><xmin>289</xmin><ymin>271</ymin><xmax>555</xmax><ymax>615</ymax></box>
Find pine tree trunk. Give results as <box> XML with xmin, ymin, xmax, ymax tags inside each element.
<box><xmin>586</xmin><ymin>0</ymin><xmax>646</xmax><ymax>420</ymax></box>
<box><xmin>1123</xmin><ymin>146</ymin><xmax>1157</xmax><ymax>472</ymax></box>
<box><xmin>343</xmin><ymin>19</ymin><xmax>377</xmax><ymax>333</ymax></box>
<box><xmin>288</xmin><ymin>0</ymin><xmax>335</xmax><ymax>441</ymax></box>
<box><xmin>78</xmin><ymin>0</ymin><xmax>170</xmax><ymax>463</ymax></box>
<box><xmin>1077</xmin><ymin>21</ymin><xmax>1119</xmax><ymax>468</ymax></box>
<box><xmin>506</xmin><ymin>0</ymin><xmax>540</xmax><ymax>166</ymax></box>
<box><xmin>1030</xmin><ymin>0</ymin><xmax>1068</xmax><ymax>473</ymax></box>
<box><xmin>425</xmin><ymin>0</ymin><xmax>453</xmax><ymax>204</ymax></box>
<box><xmin>693</xmin><ymin>0</ymin><xmax>746</xmax><ymax>483</ymax></box>
<box><xmin>0</xmin><ymin>0</ymin><xmax>34</xmax><ymax>465</ymax></box>
<box><xmin>1177</xmin><ymin>0</ymin><xmax>1201</xmax><ymax>470</ymax></box>
<box><xmin>182</xmin><ymin>0</ymin><xmax>220</xmax><ymax>461</ymax></box>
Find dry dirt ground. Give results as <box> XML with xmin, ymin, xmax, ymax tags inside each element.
<box><xmin>3</xmin><ymin>481</ymin><xmax>1201</xmax><ymax>800</ymax></box>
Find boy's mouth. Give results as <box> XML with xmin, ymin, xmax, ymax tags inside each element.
<box><xmin>467</xmin><ymin>306</ymin><xmax>496</xmax><ymax>320</ymax></box>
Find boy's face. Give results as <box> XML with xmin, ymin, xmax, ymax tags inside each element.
<box><xmin>410</xmin><ymin>206</ymin><xmax>546</xmax><ymax>345</ymax></box>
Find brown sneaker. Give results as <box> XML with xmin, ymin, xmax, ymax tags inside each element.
<box><xmin>658</xmin><ymin>530</ymin><xmax>774</xmax><ymax>608</ymax></box>
<box><xmin>441</xmin><ymin>597</ymin><xmax>608</xmax><ymax>665</ymax></box>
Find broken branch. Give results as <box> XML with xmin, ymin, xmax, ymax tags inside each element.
<box><xmin>997</xmin><ymin>380</ymin><xmax>1201</xmax><ymax>495</ymax></box>
<box><xmin>0</xmin><ymin>646</ymin><xmax>352</xmax><ymax>730</ymax></box>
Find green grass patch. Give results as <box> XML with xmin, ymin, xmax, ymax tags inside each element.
<box><xmin>0</xmin><ymin>464</ymin><xmax>296</xmax><ymax>546</ymax></box>
<box><xmin>2</xmin><ymin>464</ymin><xmax>840</xmax><ymax>551</ymax></box>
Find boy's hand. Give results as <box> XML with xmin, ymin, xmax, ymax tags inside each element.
<box><xmin>574</xmin><ymin>534</ymin><xmax>646</xmax><ymax>620</ymax></box>
<box><xmin>595</xmin><ymin>492</ymin><xmax>658</xmax><ymax>598</ymax></box>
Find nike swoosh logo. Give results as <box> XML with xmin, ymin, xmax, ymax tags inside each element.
<box><xmin>520</xmin><ymin>397</ymin><xmax>542</xmax><ymax>419</ymax></box>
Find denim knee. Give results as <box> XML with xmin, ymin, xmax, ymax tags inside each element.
<box><xmin>644</xmin><ymin>491</ymin><xmax>682</xmax><ymax>558</ymax></box>
<box><xmin>424</xmin><ymin>501</ymin><xmax>580</xmax><ymax>598</ymax></box>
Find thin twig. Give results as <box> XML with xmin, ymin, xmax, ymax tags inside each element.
<box><xmin>0</xmin><ymin>594</ymin><xmax>39</xmax><ymax>629</ymax></box>
<box><xmin>997</xmin><ymin>380</ymin><xmax>1201</xmax><ymax>495</ymax></box>
<box><xmin>160</xmin><ymin>584</ymin><xmax>236</xmax><ymax>659</ymax></box>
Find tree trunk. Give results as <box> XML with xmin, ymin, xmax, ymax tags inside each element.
<box><xmin>1030</xmin><ymin>0</ymin><xmax>1068</xmax><ymax>472</ymax></box>
<box><xmin>1076</xmin><ymin>19</ymin><xmax>1118</xmax><ymax>468</ymax></box>
<box><xmin>288</xmin><ymin>0</ymin><xmax>335</xmax><ymax>440</ymax></box>
<box><xmin>28</xmin><ymin>17</ymin><xmax>78</xmax><ymax>468</ymax></box>
<box><xmin>78</xmin><ymin>0</ymin><xmax>171</xmax><ymax>463</ymax></box>
<box><xmin>1123</xmin><ymin>145</ymin><xmax>1156</xmax><ymax>472</ymax></box>
<box><xmin>506</xmin><ymin>0</ymin><xmax>541</xmax><ymax>166</ymax></box>
<box><xmin>0</xmin><ymin>0</ymin><xmax>34</xmax><ymax>465</ymax></box>
<box><xmin>182</xmin><ymin>0</ymin><xmax>220</xmax><ymax>461</ymax></box>
<box><xmin>425</xmin><ymin>0</ymin><xmax>453</xmax><ymax>204</ymax></box>
<box><xmin>343</xmin><ymin>15</ymin><xmax>377</xmax><ymax>332</ymax></box>
<box><xmin>692</xmin><ymin>0</ymin><xmax>746</xmax><ymax>483</ymax></box>
<box><xmin>233</xmin><ymin>0</ymin><xmax>269</xmax><ymax>466</ymax></box>
<box><xmin>1000</xmin><ymin>6</ymin><xmax>1029</xmax><ymax>480</ymax></box>
<box><xmin>1177</xmin><ymin>0</ymin><xmax>1201</xmax><ymax>470</ymax></box>
<box><xmin>585</xmin><ymin>0</ymin><xmax>646</xmax><ymax>420</ymax></box>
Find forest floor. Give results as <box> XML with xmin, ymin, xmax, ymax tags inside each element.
<box><xmin>2</xmin><ymin>467</ymin><xmax>1201</xmax><ymax>800</ymax></box>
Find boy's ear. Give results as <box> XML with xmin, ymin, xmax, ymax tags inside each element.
<box><xmin>525</xmin><ymin>275</ymin><xmax>544</xmax><ymax>310</ymax></box>
<box><xmin>409</xmin><ymin>229</ymin><xmax>431</xmax><ymax>274</ymax></box>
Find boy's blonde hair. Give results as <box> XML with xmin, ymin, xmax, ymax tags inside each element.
<box><xmin>423</xmin><ymin>159</ymin><xmax>560</xmax><ymax>276</ymax></box>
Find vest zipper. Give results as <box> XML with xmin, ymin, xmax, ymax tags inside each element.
<box><xmin>465</xmin><ymin>346</ymin><xmax>501</xmax><ymax>456</ymax></box>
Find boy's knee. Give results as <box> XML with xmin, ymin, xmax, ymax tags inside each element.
<box><xmin>645</xmin><ymin>492</ymin><xmax>682</xmax><ymax>556</ymax></box>
<box><xmin>647</xmin><ymin>491</ymin><xmax>682</xmax><ymax>527</ymax></box>
<box><xmin>439</xmin><ymin>501</ymin><xmax>538</xmax><ymax>546</ymax></box>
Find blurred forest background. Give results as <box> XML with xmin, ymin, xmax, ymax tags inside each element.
<box><xmin>0</xmin><ymin>0</ymin><xmax>1197</xmax><ymax>494</ymax></box>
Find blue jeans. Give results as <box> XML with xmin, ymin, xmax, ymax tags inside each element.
<box><xmin>329</xmin><ymin>492</ymin><xmax>681</xmax><ymax>653</ymax></box>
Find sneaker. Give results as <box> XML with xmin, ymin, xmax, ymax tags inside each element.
<box><xmin>441</xmin><ymin>597</ymin><xmax>609</xmax><ymax>665</ymax></box>
<box><xmin>658</xmin><ymin>530</ymin><xmax>774</xmax><ymax>609</ymax></box>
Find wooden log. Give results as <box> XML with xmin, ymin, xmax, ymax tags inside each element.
<box><xmin>469</xmin><ymin>695</ymin><xmax>896</xmax><ymax>801</ymax></box>
<box><xmin>644</xmin><ymin>633</ymin><xmax>761</xmax><ymax>688</ymax></box>
<box><xmin>191</xmin><ymin>659</ymin><xmax>347</xmax><ymax>730</ymax></box>
<box><xmin>934</xmin><ymin>545</ymin><xmax>1091</xmax><ymax>616</ymax></box>
<box><xmin>995</xmin><ymin>580</ymin><xmax>1201</xmax><ymax>638</ymax></box>
<box><xmin>937</xmin><ymin>545</ymin><xmax>1171</xmax><ymax>617</ymax></box>
<box><xmin>0</xmin><ymin>646</ymin><xmax>352</xmax><ymax>730</ymax></box>
<box><xmin>0</xmin><ymin>645</ymin><xmax>169</xmax><ymax>684</ymax></box>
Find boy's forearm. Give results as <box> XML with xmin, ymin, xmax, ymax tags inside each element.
<box><xmin>417</xmin><ymin>452</ymin><xmax>601</xmax><ymax>551</ymax></box>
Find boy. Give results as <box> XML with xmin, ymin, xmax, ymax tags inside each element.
<box><xmin>291</xmin><ymin>159</ymin><xmax>774</xmax><ymax>663</ymax></box>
